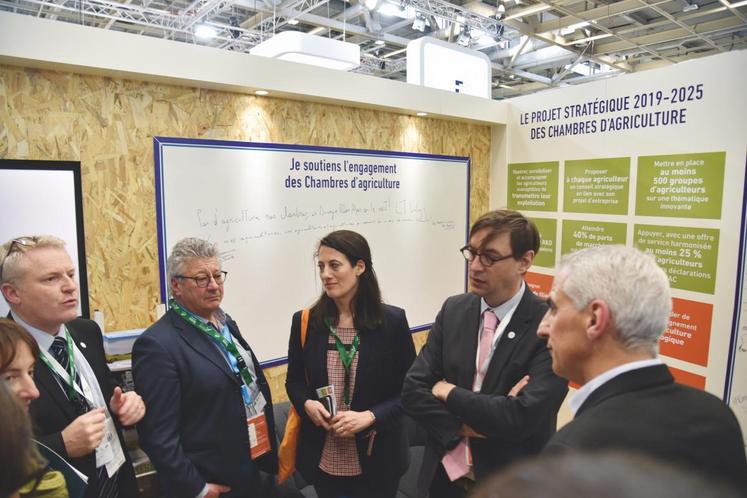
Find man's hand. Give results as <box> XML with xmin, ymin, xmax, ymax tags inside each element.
<box><xmin>431</xmin><ymin>380</ymin><xmax>456</xmax><ymax>402</ymax></box>
<box><xmin>110</xmin><ymin>387</ymin><xmax>146</xmax><ymax>426</ymax></box>
<box><xmin>61</xmin><ymin>407</ymin><xmax>107</xmax><ymax>457</ymax></box>
<box><xmin>509</xmin><ymin>375</ymin><xmax>530</xmax><ymax>397</ymax></box>
<box><xmin>330</xmin><ymin>410</ymin><xmax>375</xmax><ymax>438</ymax></box>
<box><xmin>304</xmin><ymin>400</ymin><xmax>332</xmax><ymax>430</ymax></box>
<box><xmin>205</xmin><ymin>483</ymin><xmax>231</xmax><ymax>498</ymax></box>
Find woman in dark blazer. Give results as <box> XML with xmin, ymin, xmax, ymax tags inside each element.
<box><xmin>286</xmin><ymin>230</ymin><xmax>416</xmax><ymax>498</ymax></box>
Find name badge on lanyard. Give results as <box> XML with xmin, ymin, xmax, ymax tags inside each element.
<box><xmin>247</xmin><ymin>412</ymin><xmax>271</xmax><ymax>459</ymax></box>
<box><xmin>96</xmin><ymin>414</ymin><xmax>126</xmax><ymax>476</ymax></box>
<box><xmin>41</xmin><ymin>330</ymin><xmax>125</xmax><ymax>475</ymax></box>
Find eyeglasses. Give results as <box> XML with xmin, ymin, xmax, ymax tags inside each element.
<box><xmin>0</xmin><ymin>237</ymin><xmax>39</xmax><ymax>282</ymax></box>
<box><xmin>176</xmin><ymin>271</ymin><xmax>228</xmax><ymax>288</ymax></box>
<box><xmin>460</xmin><ymin>245</ymin><xmax>514</xmax><ymax>267</ymax></box>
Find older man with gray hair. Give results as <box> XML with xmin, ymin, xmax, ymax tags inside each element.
<box><xmin>539</xmin><ymin>245</ymin><xmax>746</xmax><ymax>492</ymax></box>
<box><xmin>133</xmin><ymin>237</ymin><xmax>278</xmax><ymax>498</ymax></box>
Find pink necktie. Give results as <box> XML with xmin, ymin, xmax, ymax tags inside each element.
<box><xmin>474</xmin><ymin>310</ymin><xmax>498</xmax><ymax>389</ymax></box>
<box><xmin>442</xmin><ymin>309</ymin><xmax>499</xmax><ymax>482</ymax></box>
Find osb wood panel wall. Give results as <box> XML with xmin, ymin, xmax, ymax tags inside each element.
<box><xmin>0</xmin><ymin>64</ymin><xmax>490</xmax><ymax>400</ymax></box>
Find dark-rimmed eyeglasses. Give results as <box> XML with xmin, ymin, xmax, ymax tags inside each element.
<box><xmin>459</xmin><ymin>245</ymin><xmax>514</xmax><ymax>267</ymax></box>
<box><xmin>175</xmin><ymin>271</ymin><xmax>228</xmax><ymax>288</ymax></box>
<box><xmin>0</xmin><ymin>237</ymin><xmax>39</xmax><ymax>282</ymax></box>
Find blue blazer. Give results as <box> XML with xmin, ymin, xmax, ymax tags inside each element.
<box><xmin>285</xmin><ymin>304</ymin><xmax>416</xmax><ymax>484</ymax></box>
<box><xmin>133</xmin><ymin>310</ymin><xmax>277</xmax><ymax>498</ymax></box>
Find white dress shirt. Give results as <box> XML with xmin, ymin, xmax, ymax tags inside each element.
<box><xmin>569</xmin><ymin>358</ymin><xmax>664</xmax><ymax>415</ymax></box>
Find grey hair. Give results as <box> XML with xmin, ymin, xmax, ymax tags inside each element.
<box><xmin>1</xmin><ymin>235</ymin><xmax>66</xmax><ymax>285</ymax></box>
<box><xmin>557</xmin><ymin>245</ymin><xmax>671</xmax><ymax>355</ymax></box>
<box><xmin>166</xmin><ymin>238</ymin><xmax>219</xmax><ymax>294</ymax></box>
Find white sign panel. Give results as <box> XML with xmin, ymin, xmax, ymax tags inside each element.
<box><xmin>407</xmin><ymin>37</ymin><xmax>491</xmax><ymax>98</ymax></box>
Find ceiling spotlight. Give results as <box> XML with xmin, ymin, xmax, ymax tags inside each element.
<box><xmin>364</xmin><ymin>0</ymin><xmax>379</xmax><ymax>10</ymax></box>
<box><xmin>416</xmin><ymin>112</ymin><xmax>428</xmax><ymax>116</ymax></box>
<box><xmin>287</xmin><ymin>18</ymin><xmax>300</xmax><ymax>25</ymax></box>
<box><xmin>682</xmin><ymin>0</ymin><xmax>699</xmax><ymax>11</ymax></box>
<box><xmin>412</xmin><ymin>11</ymin><xmax>427</xmax><ymax>32</ymax></box>
<box><xmin>375</xmin><ymin>39</ymin><xmax>386</xmax><ymax>46</ymax></box>
<box><xmin>255</xmin><ymin>90</ymin><xmax>269</xmax><ymax>96</ymax></box>
<box><xmin>195</xmin><ymin>24</ymin><xmax>218</xmax><ymax>40</ymax></box>
<box><xmin>457</xmin><ymin>25</ymin><xmax>471</xmax><ymax>46</ymax></box>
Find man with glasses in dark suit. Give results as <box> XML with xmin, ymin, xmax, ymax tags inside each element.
<box><xmin>402</xmin><ymin>210</ymin><xmax>568</xmax><ymax>498</ymax></box>
<box><xmin>133</xmin><ymin>237</ymin><xmax>278</xmax><ymax>498</ymax></box>
<box><xmin>0</xmin><ymin>235</ymin><xmax>144</xmax><ymax>498</ymax></box>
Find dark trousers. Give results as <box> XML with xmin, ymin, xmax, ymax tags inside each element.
<box><xmin>313</xmin><ymin>470</ymin><xmax>398</xmax><ymax>498</ymax></box>
<box><xmin>428</xmin><ymin>464</ymin><xmax>471</xmax><ymax>498</ymax></box>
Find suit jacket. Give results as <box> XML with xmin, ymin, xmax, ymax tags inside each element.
<box><xmin>401</xmin><ymin>288</ymin><xmax>568</xmax><ymax>497</ymax></box>
<box><xmin>545</xmin><ymin>364</ymin><xmax>747</xmax><ymax>492</ymax></box>
<box><xmin>285</xmin><ymin>304</ymin><xmax>416</xmax><ymax>484</ymax></box>
<box><xmin>27</xmin><ymin>318</ymin><xmax>139</xmax><ymax>498</ymax></box>
<box><xmin>132</xmin><ymin>310</ymin><xmax>278</xmax><ymax>498</ymax></box>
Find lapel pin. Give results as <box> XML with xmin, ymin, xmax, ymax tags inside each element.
<box><xmin>507</xmin><ymin>331</ymin><xmax>516</xmax><ymax>339</ymax></box>
<box><xmin>80</xmin><ymin>342</ymin><xmax>87</xmax><ymax>349</ymax></box>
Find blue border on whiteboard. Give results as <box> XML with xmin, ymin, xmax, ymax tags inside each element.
<box><xmin>724</xmin><ymin>155</ymin><xmax>747</xmax><ymax>401</ymax></box>
<box><xmin>153</xmin><ymin>136</ymin><xmax>471</xmax><ymax>366</ymax></box>
<box><xmin>154</xmin><ymin>136</ymin><xmax>471</xmax><ymax>163</ymax></box>
<box><xmin>0</xmin><ymin>160</ymin><xmax>90</xmax><ymax>319</ymax></box>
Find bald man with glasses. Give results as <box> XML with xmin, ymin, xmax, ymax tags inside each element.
<box><xmin>402</xmin><ymin>210</ymin><xmax>568</xmax><ymax>498</ymax></box>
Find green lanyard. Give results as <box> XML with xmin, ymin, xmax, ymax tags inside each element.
<box><xmin>39</xmin><ymin>327</ymin><xmax>79</xmax><ymax>401</ymax></box>
<box><xmin>325</xmin><ymin>317</ymin><xmax>360</xmax><ymax>405</ymax></box>
<box><xmin>170</xmin><ymin>299</ymin><xmax>254</xmax><ymax>387</ymax></box>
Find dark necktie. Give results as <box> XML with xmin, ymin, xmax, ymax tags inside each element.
<box><xmin>49</xmin><ymin>336</ymin><xmax>120</xmax><ymax>498</ymax></box>
<box><xmin>49</xmin><ymin>335</ymin><xmax>90</xmax><ymax>416</ymax></box>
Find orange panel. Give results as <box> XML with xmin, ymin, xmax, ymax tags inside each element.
<box><xmin>660</xmin><ymin>298</ymin><xmax>713</xmax><ymax>367</ymax></box>
<box><xmin>525</xmin><ymin>272</ymin><xmax>554</xmax><ymax>300</ymax></box>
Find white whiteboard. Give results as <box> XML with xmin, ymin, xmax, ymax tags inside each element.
<box><xmin>0</xmin><ymin>161</ymin><xmax>89</xmax><ymax>318</ymax></box>
<box><xmin>155</xmin><ymin>138</ymin><xmax>470</xmax><ymax>364</ymax></box>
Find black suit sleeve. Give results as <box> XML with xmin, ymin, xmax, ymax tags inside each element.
<box><xmin>368</xmin><ymin>308</ymin><xmax>416</xmax><ymax>431</ymax></box>
<box><xmin>285</xmin><ymin>311</ymin><xmax>317</xmax><ymax>416</ymax></box>
<box><xmin>401</xmin><ymin>303</ymin><xmax>462</xmax><ymax>450</ymax></box>
<box><xmin>444</xmin><ymin>338</ymin><xmax>567</xmax><ymax>440</ymax></box>
<box><xmin>132</xmin><ymin>333</ymin><xmax>205</xmax><ymax>497</ymax></box>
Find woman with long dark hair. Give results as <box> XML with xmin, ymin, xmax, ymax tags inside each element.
<box><xmin>286</xmin><ymin>230</ymin><xmax>416</xmax><ymax>498</ymax></box>
<box><xmin>0</xmin><ymin>318</ymin><xmax>67</xmax><ymax>498</ymax></box>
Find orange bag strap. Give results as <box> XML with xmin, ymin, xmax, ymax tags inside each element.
<box><xmin>301</xmin><ymin>308</ymin><xmax>309</xmax><ymax>384</ymax></box>
<box><xmin>277</xmin><ymin>309</ymin><xmax>311</xmax><ymax>485</ymax></box>
<box><xmin>301</xmin><ymin>308</ymin><xmax>309</xmax><ymax>347</ymax></box>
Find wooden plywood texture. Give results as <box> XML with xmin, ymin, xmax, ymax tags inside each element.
<box><xmin>1</xmin><ymin>64</ymin><xmax>490</xmax><ymax>400</ymax></box>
